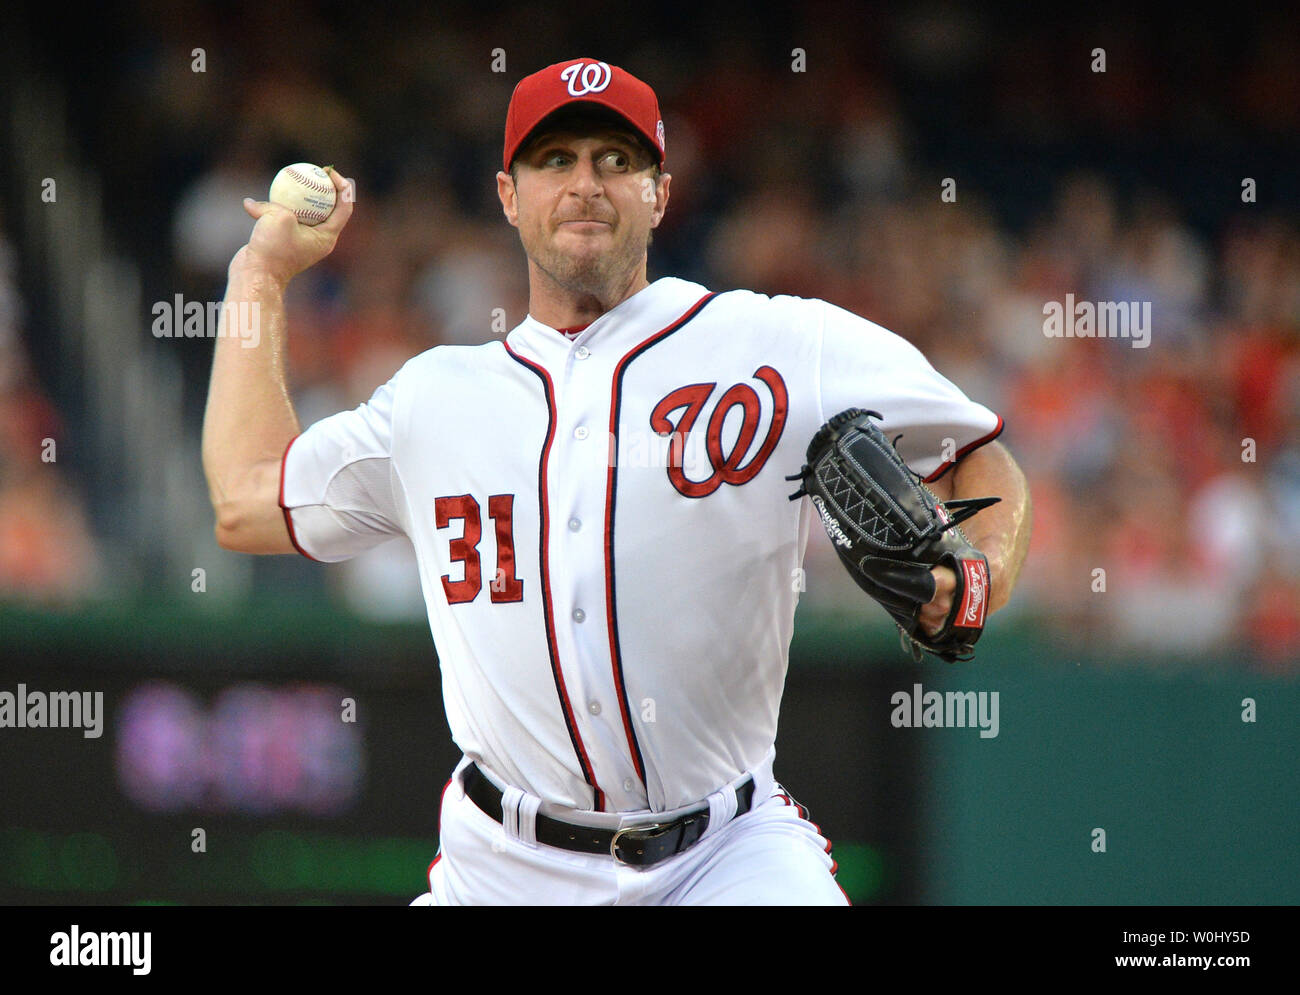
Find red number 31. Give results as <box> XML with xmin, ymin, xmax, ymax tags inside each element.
<box><xmin>434</xmin><ymin>494</ymin><xmax>524</xmax><ymax>604</ymax></box>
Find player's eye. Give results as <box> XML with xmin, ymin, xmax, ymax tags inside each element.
<box><xmin>602</xmin><ymin>150</ymin><xmax>630</xmax><ymax>170</ymax></box>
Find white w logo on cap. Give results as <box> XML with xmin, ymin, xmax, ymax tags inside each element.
<box><xmin>561</xmin><ymin>61</ymin><xmax>612</xmax><ymax>96</ymax></box>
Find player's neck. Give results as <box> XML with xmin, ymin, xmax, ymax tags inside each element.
<box><xmin>527</xmin><ymin>265</ymin><xmax>650</xmax><ymax>330</ymax></box>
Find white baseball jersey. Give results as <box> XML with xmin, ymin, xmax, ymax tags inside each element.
<box><xmin>279</xmin><ymin>276</ymin><xmax>1001</xmax><ymax>814</ymax></box>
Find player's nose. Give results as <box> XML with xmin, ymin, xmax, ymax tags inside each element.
<box><xmin>565</xmin><ymin>154</ymin><xmax>605</xmax><ymax>199</ymax></box>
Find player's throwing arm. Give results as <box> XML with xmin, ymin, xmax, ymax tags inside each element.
<box><xmin>200</xmin><ymin>165</ymin><xmax>356</xmax><ymax>553</ymax></box>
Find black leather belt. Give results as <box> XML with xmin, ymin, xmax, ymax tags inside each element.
<box><xmin>461</xmin><ymin>764</ymin><xmax>755</xmax><ymax>867</ymax></box>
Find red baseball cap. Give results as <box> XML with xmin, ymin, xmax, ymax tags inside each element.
<box><xmin>503</xmin><ymin>58</ymin><xmax>665</xmax><ymax>172</ymax></box>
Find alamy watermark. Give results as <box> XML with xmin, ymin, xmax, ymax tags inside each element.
<box><xmin>0</xmin><ymin>684</ymin><xmax>104</xmax><ymax>738</ymax></box>
<box><xmin>606</xmin><ymin>426</ymin><xmax>706</xmax><ymax>470</ymax></box>
<box><xmin>152</xmin><ymin>295</ymin><xmax>260</xmax><ymax>348</ymax></box>
<box><xmin>1043</xmin><ymin>294</ymin><xmax>1150</xmax><ymax>349</ymax></box>
<box><xmin>50</xmin><ymin>926</ymin><xmax>150</xmax><ymax>975</ymax></box>
<box><xmin>890</xmin><ymin>683</ymin><xmax>999</xmax><ymax>739</ymax></box>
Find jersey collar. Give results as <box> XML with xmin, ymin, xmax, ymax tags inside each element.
<box><xmin>507</xmin><ymin>277</ymin><xmax>711</xmax><ymax>366</ymax></box>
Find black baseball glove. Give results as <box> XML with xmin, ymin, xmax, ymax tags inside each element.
<box><xmin>787</xmin><ymin>408</ymin><xmax>1001</xmax><ymax>663</ymax></box>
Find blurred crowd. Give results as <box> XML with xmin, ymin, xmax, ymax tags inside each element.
<box><xmin>0</xmin><ymin>213</ymin><xmax>102</xmax><ymax>604</ymax></box>
<box><xmin>6</xmin><ymin>2</ymin><xmax>1299</xmax><ymax>668</ymax></box>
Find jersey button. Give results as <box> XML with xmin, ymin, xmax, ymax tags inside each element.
<box><xmin>588</xmin><ymin>701</ymin><xmax>601</xmax><ymax>715</ymax></box>
<box><xmin>574</xmin><ymin>426</ymin><xmax>589</xmax><ymax>440</ymax></box>
<box><xmin>572</xmin><ymin>608</ymin><xmax>586</xmax><ymax>623</ymax></box>
<box><xmin>575</xmin><ymin>346</ymin><xmax>590</xmax><ymax>360</ymax></box>
<box><xmin>623</xmin><ymin>779</ymin><xmax>634</xmax><ymax>792</ymax></box>
<box><xmin>568</xmin><ymin>518</ymin><xmax>581</xmax><ymax>532</ymax></box>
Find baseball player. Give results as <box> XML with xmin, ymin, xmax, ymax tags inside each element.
<box><xmin>202</xmin><ymin>58</ymin><xmax>1031</xmax><ymax>905</ymax></box>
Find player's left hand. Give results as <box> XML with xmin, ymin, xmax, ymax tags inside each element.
<box><xmin>919</xmin><ymin>566</ymin><xmax>956</xmax><ymax>637</ymax></box>
<box><xmin>790</xmin><ymin>408</ymin><xmax>1001</xmax><ymax>663</ymax></box>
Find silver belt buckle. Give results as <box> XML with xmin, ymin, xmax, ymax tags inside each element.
<box><xmin>610</xmin><ymin>823</ymin><xmax>666</xmax><ymax>864</ymax></box>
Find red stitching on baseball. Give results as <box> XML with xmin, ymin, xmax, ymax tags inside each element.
<box><xmin>285</xmin><ymin>167</ymin><xmax>333</xmax><ymax>193</ymax></box>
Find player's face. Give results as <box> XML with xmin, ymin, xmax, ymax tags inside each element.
<box><xmin>497</xmin><ymin>129</ymin><xmax>670</xmax><ymax>299</ymax></box>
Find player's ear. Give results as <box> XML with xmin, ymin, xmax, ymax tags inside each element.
<box><xmin>496</xmin><ymin>170</ymin><xmax>519</xmax><ymax>227</ymax></box>
<box><xmin>649</xmin><ymin>171</ymin><xmax>670</xmax><ymax>229</ymax></box>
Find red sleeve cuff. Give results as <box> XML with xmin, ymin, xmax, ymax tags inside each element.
<box><xmin>922</xmin><ymin>414</ymin><xmax>1005</xmax><ymax>483</ymax></box>
<box><xmin>278</xmin><ymin>434</ymin><xmax>321</xmax><ymax>562</ymax></box>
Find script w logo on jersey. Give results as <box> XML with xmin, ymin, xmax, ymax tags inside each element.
<box><xmin>649</xmin><ymin>365</ymin><xmax>788</xmax><ymax>498</ymax></box>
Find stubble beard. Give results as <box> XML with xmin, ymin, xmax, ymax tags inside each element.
<box><xmin>531</xmin><ymin>225</ymin><xmax>642</xmax><ymax>306</ymax></box>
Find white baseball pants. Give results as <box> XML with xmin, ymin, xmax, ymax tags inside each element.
<box><xmin>410</xmin><ymin>752</ymin><xmax>849</xmax><ymax>906</ymax></box>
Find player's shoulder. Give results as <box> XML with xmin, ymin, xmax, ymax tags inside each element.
<box><xmin>697</xmin><ymin>285</ymin><xmax>912</xmax><ymax>359</ymax></box>
<box><xmin>690</xmin><ymin>282</ymin><xmax>828</xmax><ymax>327</ymax></box>
<box><xmin>388</xmin><ymin>340</ymin><xmax>511</xmax><ymax>385</ymax></box>
<box><xmin>673</xmin><ymin>279</ymin><xmax>904</xmax><ymax>346</ymax></box>
<box><xmin>370</xmin><ymin>342</ymin><xmax>512</xmax><ymax>413</ymax></box>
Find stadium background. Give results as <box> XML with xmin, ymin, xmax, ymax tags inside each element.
<box><xmin>1</xmin><ymin>1</ymin><xmax>1297</xmax><ymax>904</ymax></box>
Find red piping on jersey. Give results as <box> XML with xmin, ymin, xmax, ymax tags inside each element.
<box><xmin>812</xmin><ymin>823</ymin><xmax>851</xmax><ymax>905</ymax></box>
<box><xmin>278</xmin><ymin>434</ymin><xmax>322</xmax><ymax>562</ymax></box>
<box><xmin>922</xmin><ymin>414</ymin><xmax>1005</xmax><ymax>483</ymax></box>
<box><xmin>505</xmin><ymin>343</ymin><xmax>607</xmax><ymax>812</ymax></box>
<box><xmin>427</xmin><ymin>774</ymin><xmax>455</xmax><ymax>888</ymax></box>
<box><xmin>603</xmin><ymin>291</ymin><xmax>720</xmax><ymax>793</ymax></box>
<box><xmin>779</xmin><ymin>791</ymin><xmax>851</xmax><ymax>905</ymax></box>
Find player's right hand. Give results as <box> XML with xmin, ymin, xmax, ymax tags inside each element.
<box><xmin>235</xmin><ymin>166</ymin><xmax>355</xmax><ymax>286</ymax></box>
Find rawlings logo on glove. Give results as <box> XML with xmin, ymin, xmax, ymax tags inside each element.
<box><xmin>958</xmin><ymin>559</ymin><xmax>988</xmax><ymax>628</ymax></box>
<box><xmin>787</xmin><ymin>409</ymin><xmax>1001</xmax><ymax>663</ymax></box>
<box><xmin>811</xmin><ymin>495</ymin><xmax>852</xmax><ymax>548</ymax></box>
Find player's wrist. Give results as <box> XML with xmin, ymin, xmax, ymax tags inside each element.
<box><xmin>229</xmin><ymin>246</ymin><xmax>293</xmax><ymax>293</ymax></box>
<box><xmin>984</xmin><ymin>554</ymin><xmax>1011</xmax><ymax>615</ymax></box>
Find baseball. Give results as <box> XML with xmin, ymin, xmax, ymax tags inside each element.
<box><xmin>268</xmin><ymin>163</ymin><xmax>337</xmax><ymax>226</ymax></box>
